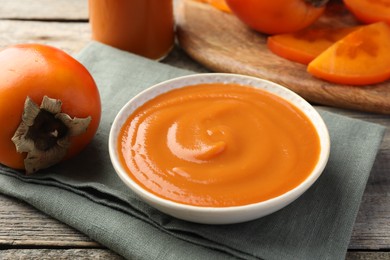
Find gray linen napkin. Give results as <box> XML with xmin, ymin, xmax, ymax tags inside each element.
<box><xmin>0</xmin><ymin>42</ymin><xmax>386</xmax><ymax>260</ymax></box>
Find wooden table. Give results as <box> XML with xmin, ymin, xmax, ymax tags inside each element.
<box><xmin>0</xmin><ymin>1</ymin><xmax>388</xmax><ymax>259</ymax></box>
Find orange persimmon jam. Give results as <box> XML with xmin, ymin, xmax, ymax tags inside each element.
<box><xmin>117</xmin><ymin>83</ymin><xmax>321</xmax><ymax>207</ymax></box>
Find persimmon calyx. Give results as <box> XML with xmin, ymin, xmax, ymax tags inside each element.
<box><xmin>305</xmin><ymin>0</ymin><xmax>329</xmax><ymax>8</ymax></box>
<box><xmin>11</xmin><ymin>96</ymin><xmax>91</xmax><ymax>174</ymax></box>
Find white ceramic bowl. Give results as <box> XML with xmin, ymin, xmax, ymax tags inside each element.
<box><xmin>109</xmin><ymin>73</ymin><xmax>330</xmax><ymax>224</ymax></box>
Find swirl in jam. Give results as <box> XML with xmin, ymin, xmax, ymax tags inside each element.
<box><xmin>118</xmin><ymin>83</ymin><xmax>320</xmax><ymax>207</ymax></box>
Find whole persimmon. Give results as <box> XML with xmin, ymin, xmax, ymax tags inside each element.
<box><xmin>0</xmin><ymin>44</ymin><xmax>101</xmax><ymax>174</ymax></box>
<box><xmin>226</xmin><ymin>0</ymin><xmax>328</xmax><ymax>34</ymax></box>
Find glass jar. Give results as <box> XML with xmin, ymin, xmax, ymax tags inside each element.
<box><xmin>89</xmin><ymin>0</ymin><xmax>174</xmax><ymax>60</ymax></box>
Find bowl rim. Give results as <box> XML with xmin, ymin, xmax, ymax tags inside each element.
<box><xmin>108</xmin><ymin>73</ymin><xmax>330</xmax><ymax>214</ymax></box>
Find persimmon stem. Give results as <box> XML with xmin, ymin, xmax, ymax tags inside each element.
<box><xmin>25</xmin><ymin>109</ymin><xmax>69</xmax><ymax>151</ymax></box>
<box><xmin>11</xmin><ymin>96</ymin><xmax>91</xmax><ymax>174</ymax></box>
<box><xmin>305</xmin><ymin>0</ymin><xmax>329</xmax><ymax>8</ymax></box>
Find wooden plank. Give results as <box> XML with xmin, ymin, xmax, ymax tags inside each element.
<box><xmin>0</xmin><ymin>249</ymin><xmax>123</xmax><ymax>259</ymax></box>
<box><xmin>351</xmin><ymin>196</ymin><xmax>390</xmax><ymax>250</ymax></box>
<box><xmin>0</xmin><ymin>20</ymin><xmax>90</xmax><ymax>54</ymax></box>
<box><xmin>0</xmin><ymin>194</ymin><xmax>98</xmax><ymax>247</ymax></box>
<box><xmin>347</xmin><ymin>252</ymin><xmax>390</xmax><ymax>260</ymax></box>
<box><xmin>0</xmin><ymin>0</ymin><xmax>88</xmax><ymax>20</ymax></box>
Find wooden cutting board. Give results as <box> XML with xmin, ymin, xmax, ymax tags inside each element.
<box><xmin>176</xmin><ymin>0</ymin><xmax>390</xmax><ymax>114</ymax></box>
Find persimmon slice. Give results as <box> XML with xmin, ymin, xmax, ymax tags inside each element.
<box><xmin>267</xmin><ymin>26</ymin><xmax>358</xmax><ymax>64</ymax></box>
<box><xmin>307</xmin><ymin>22</ymin><xmax>390</xmax><ymax>85</ymax></box>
